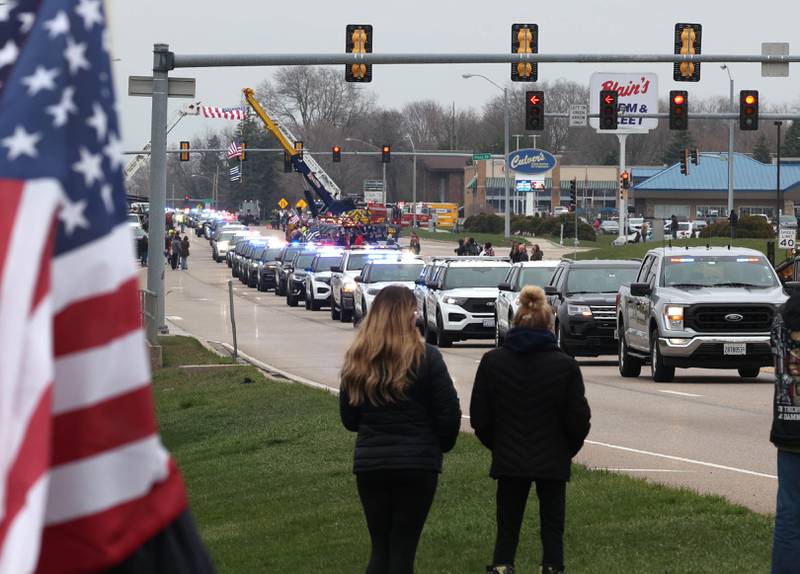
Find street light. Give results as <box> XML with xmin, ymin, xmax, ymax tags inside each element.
<box><xmin>404</xmin><ymin>134</ymin><xmax>417</xmax><ymax>229</ymax></box>
<box><xmin>721</xmin><ymin>64</ymin><xmax>734</xmax><ymax>217</ymax></box>
<box><xmin>345</xmin><ymin>137</ymin><xmax>387</xmax><ymax>205</ymax></box>
<box><xmin>463</xmin><ymin>73</ymin><xmax>511</xmax><ymax>238</ymax></box>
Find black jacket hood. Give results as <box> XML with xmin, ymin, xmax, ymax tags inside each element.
<box><xmin>504</xmin><ymin>328</ymin><xmax>557</xmax><ymax>353</ymax></box>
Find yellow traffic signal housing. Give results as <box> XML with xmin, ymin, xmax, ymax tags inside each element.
<box><xmin>240</xmin><ymin>140</ymin><xmax>247</xmax><ymax>161</ymax></box>
<box><xmin>620</xmin><ymin>171</ymin><xmax>631</xmax><ymax>189</ymax></box>
<box><xmin>346</xmin><ymin>24</ymin><xmax>372</xmax><ymax>83</ymax></box>
<box><xmin>179</xmin><ymin>141</ymin><xmax>190</xmax><ymax>162</ymax></box>
<box><xmin>673</xmin><ymin>23</ymin><xmax>702</xmax><ymax>82</ymax></box>
<box><xmin>511</xmin><ymin>23</ymin><xmax>538</xmax><ymax>82</ymax></box>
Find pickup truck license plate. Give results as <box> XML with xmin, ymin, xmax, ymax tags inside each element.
<box><xmin>723</xmin><ymin>343</ymin><xmax>746</xmax><ymax>356</ymax></box>
<box><xmin>483</xmin><ymin>318</ymin><xmax>495</xmax><ymax>328</ymax></box>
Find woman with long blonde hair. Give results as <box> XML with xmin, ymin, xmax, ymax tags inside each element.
<box><xmin>471</xmin><ymin>286</ymin><xmax>591</xmax><ymax>574</ymax></box>
<box><xmin>340</xmin><ymin>286</ymin><xmax>461</xmax><ymax>574</ymax></box>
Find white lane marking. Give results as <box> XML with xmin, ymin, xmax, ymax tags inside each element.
<box><xmin>585</xmin><ymin>440</ymin><xmax>777</xmax><ymax>480</ymax></box>
<box><xmin>166</xmin><ymin>315</ymin><xmax>183</xmax><ymax>321</ymax></box>
<box><xmin>658</xmin><ymin>389</ymin><xmax>703</xmax><ymax>398</ymax></box>
<box><xmin>597</xmin><ymin>468</ymin><xmax>689</xmax><ymax>473</ymax></box>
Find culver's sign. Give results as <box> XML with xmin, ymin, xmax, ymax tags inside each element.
<box><xmin>506</xmin><ymin>148</ymin><xmax>557</xmax><ymax>175</ymax></box>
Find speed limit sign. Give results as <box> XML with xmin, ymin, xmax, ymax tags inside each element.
<box><xmin>779</xmin><ymin>227</ymin><xmax>796</xmax><ymax>249</ymax></box>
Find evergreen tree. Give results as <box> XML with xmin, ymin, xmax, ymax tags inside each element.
<box><xmin>752</xmin><ymin>133</ymin><xmax>772</xmax><ymax>163</ymax></box>
<box><xmin>783</xmin><ymin>120</ymin><xmax>800</xmax><ymax>157</ymax></box>
<box><xmin>660</xmin><ymin>130</ymin><xmax>695</xmax><ymax>165</ymax></box>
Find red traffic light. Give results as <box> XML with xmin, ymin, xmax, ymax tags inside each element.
<box><xmin>333</xmin><ymin>145</ymin><xmax>341</xmax><ymax>153</ymax></box>
<box><xmin>744</xmin><ymin>94</ymin><xmax>756</xmax><ymax>105</ymax></box>
<box><xmin>382</xmin><ymin>145</ymin><xmax>390</xmax><ymax>153</ymax></box>
<box><xmin>672</xmin><ymin>94</ymin><xmax>685</xmax><ymax>105</ymax></box>
<box><xmin>603</xmin><ymin>94</ymin><xmax>615</xmax><ymax>105</ymax></box>
<box><xmin>529</xmin><ymin>94</ymin><xmax>540</xmax><ymax>105</ymax></box>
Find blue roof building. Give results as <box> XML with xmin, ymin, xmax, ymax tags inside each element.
<box><xmin>630</xmin><ymin>153</ymin><xmax>800</xmax><ymax>219</ymax></box>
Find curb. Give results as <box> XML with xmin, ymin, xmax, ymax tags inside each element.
<box><xmin>210</xmin><ymin>340</ymin><xmax>340</xmax><ymax>397</ymax></box>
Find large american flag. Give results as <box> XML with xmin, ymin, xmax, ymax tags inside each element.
<box><xmin>0</xmin><ymin>1</ymin><xmax>189</xmax><ymax>572</ymax></box>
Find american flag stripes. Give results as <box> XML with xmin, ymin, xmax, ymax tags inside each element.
<box><xmin>0</xmin><ymin>1</ymin><xmax>203</xmax><ymax>572</ymax></box>
<box><xmin>200</xmin><ymin>105</ymin><xmax>246</xmax><ymax>120</ymax></box>
<box><xmin>229</xmin><ymin>165</ymin><xmax>241</xmax><ymax>182</ymax></box>
<box><xmin>227</xmin><ymin>139</ymin><xmax>242</xmax><ymax>159</ymax></box>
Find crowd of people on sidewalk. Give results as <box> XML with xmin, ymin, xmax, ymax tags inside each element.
<box><xmin>162</xmin><ymin>229</ymin><xmax>191</xmax><ymax>270</ymax></box>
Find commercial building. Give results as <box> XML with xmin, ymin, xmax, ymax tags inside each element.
<box><xmin>632</xmin><ymin>153</ymin><xmax>800</xmax><ymax>219</ymax></box>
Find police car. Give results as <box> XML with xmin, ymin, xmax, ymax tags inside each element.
<box><xmin>495</xmin><ymin>260</ymin><xmax>558</xmax><ymax>346</ymax></box>
<box><xmin>353</xmin><ymin>259</ymin><xmax>424</xmax><ymax>325</ymax></box>
<box><xmin>304</xmin><ymin>248</ymin><xmax>344</xmax><ymax>310</ymax></box>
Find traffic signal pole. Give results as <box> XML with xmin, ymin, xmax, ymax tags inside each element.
<box><xmin>618</xmin><ymin>134</ymin><xmax>627</xmax><ymax>241</ymax></box>
<box><xmin>503</xmin><ymin>87</ymin><xmax>511</xmax><ymax>239</ymax></box>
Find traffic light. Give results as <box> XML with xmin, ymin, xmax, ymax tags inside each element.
<box><xmin>511</xmin><ymin>23</ymin><xmax>538</xmax><ymax>82</ymax></box>
<box><xmin>283</xmin><ymin>151</ymin><xmax>292</xmax><ymax>173</ymax></box>
<box><xmin>599</xmin><ymin>90</ymin><xmax>618</xmax><ymax>130</ymax></box>
<box><xmin>673</xmin><ymin>23</ymin><xmax>702</xmax><ymax>82</ymax></box>
<box><xmin>332</xmin><ymin>145</ymin><xmax>341</xmax><ymax>163</ymax></box>
<box><xmin>381</xmin><ymin>145</ymin><xmax>391</xmax><ymax>163</ymax></box>
<box><xmin>620</xmin><ymin>171</ymin><xmax>631</xmax><ymax>189</ymax></box>
<box><xmin>525</xmin><ymin>91</ymin><xmax>544</xmax><ymax>131</ymax></box>
<box><xmin>679</xmin><ymin>148</ymin><xmax>689</xmax><ymax>176</ymax></box>
<box><xmin>183</xmin><ymin>195</ymin><xmax>189</xmax><ymax>201</ymax></box>
<box><xmin>240</xmin><ymin>140</ymin><xmax>247</xmax><ymax>161</ymax></box>
<box><xmin>345</xmin><ymin>24</ymin><xmax>372</xmax><ymax>83</ymax></box>
<box><xmin>739</xmin><ymin>90</ymin><xmax>759</xmax><ymax>131</ymax></box>
<box><xmin>179</xmin><ymin>141</ymin><xmax>190</xmax><ymax>162</ymax></box>
<box><xmin>569</xmin><ymin>178</ymin><xmax>577</xmax><ymax>211</ymax></box>
<box><xmin>669</xmin><ymin>90</ymin><xmax>688</xmax><ymax>130</ymax></box>
<box><xmin>690</xmin><ymin>148</ymin><xmax>699</xmax><ymax>165</ymax></box>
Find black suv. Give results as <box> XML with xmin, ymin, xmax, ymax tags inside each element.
<box><xmin>274</xmin><ymin>243</ymin><xmax>307</xmax><ymax>296</ymax></box>
<box><xmin>544</xmin><ymin>259</ymin><xmax>640</xmax><ymax>357</ymax></box>
<box><xmin>256</xmin><ymin>243</ymin><xmax>285</xmax><ymax>292</ymax></box>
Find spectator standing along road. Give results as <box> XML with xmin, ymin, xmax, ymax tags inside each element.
<box><xmin>516</xmin><ymin>244</ymin><xmax>529</xmax><ymax>262</ymax></box>
<box><xmin>471</xmin><ymin>286</ymin><xmax>591</xmax><ymax>574</ymax></box>
<box><xmin>339</xmin><ymin>287</ymin><xmax>461</xmax><ymax>574</ymax></box>
<box><xmin>671</xmin><ymin>214</ymin><xmax>679</xmax><ymax>239</ymax></box>
<box><xmin>409</xmin><ymin>232</ymin><xmax>421</xmax><ymax>255</ymax></box>
<box><xmin>481</xmin><ymin>242</ymin><xmax>496</xmax><ymax>256</ymax></box>
<box><xmin>530</xmin><ymin>244</ymin><xmax>543</xmax><ymax>261</ymax></box>
<box><xmin>180</xmin><ymin>235</ymin><xmax>190</xmax><ymax>270</ymax></box>
<box><xmin>170</xmin><ymin>234</ymin><xmax>181</xmax><ymax>270</ymax></box>
<box><xmin>730</xmin><ymin>209</ymin><xmax>739</xmax><ymax>239</ymax></box>
<box><xmin>770</xmin><ymin>289</ymin><xmax>800</xmax><ymax>573</ymax></box>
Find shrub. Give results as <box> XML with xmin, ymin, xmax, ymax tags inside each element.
<box><xmin>510</xmin><ymin>215</ymin><xmax>596</xmax><ymax>241</ymax></box>
<box><xmin>700</xmin><ymin>215</ymin><xmax>775</xmax><ymax>239</ymax></box>
<box><xmin>463</xmin><ymin>213</ymin><xmax>504</xmax><ymax>233</ymax></box>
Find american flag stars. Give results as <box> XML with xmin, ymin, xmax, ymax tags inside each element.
<box><xmin>2</xmin><ymin>125</ymin><xmax>40</xmax><ymax>160</ymax></box>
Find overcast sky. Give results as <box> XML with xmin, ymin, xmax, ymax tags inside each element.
<box><xmin>108</xmin><ymin>0</ymin><xmax>800</xmax><ymax>152</ymax></box>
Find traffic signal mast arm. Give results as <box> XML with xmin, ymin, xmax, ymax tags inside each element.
<box><xmin>243</xmin><ymin>88</ymin><xmax>353</xmax><ymax>215</ymax></box>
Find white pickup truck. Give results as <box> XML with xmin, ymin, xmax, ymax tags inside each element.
<box><xmin>616</xmin><ymin>246</ymin><xmax>788</xmax><ymax>382</ymax></box>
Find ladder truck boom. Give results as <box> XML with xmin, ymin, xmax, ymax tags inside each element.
<box><xmin>243</xmin><ymin>88</ymin><xmax>354</xmax><ymax>216</ymax></box>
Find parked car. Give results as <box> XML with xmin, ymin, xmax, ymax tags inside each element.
<box><xmin>600</xmin><ymin>220</ymin><xmax>620</xmax><ymax>234</ymax></box>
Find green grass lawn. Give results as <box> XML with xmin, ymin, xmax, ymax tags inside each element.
<box><xmin>573</xmin><ymin>237</ymin><xmax>775</xmax><ymax>261</ymax></box>
<box><xmin>154</xmin><ymin>336</ymin><xmax>773</xmax><ymax>573</ymax></box>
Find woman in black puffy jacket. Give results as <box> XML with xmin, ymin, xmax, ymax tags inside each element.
<box><xmin>340</xmin><ymin>286</ymin><xmax>461</xmax><ymax>574</ymax></box>
<box><xmin>471</xmin><ymin>286</ymin><xmax>591</xmax><ymax>574</ymax></box>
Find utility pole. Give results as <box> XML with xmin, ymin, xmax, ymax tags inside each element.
<box><xmin>721</xmin><ymin>64</ymin><xmax>735</xmax><ymax>216</ymax></box>
<box><xmin>776</xmin><ymin>121</ymin><xmax>784</xmax><ymax>220</ymax></box>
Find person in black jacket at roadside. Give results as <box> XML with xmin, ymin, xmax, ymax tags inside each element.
<box><xmin>470</xmin><ymin>286</ymin><xmax>591</xmax><ymax>574</ymax></box>
<box><xmin>770</xmin><ymin>288</ymin><xmax>800</xmax><ymax>573</ymax></box>
<box><xmin>340</xmin><ymin>286</ymin><xmax>461</xmax><ymax>574</ymax></box>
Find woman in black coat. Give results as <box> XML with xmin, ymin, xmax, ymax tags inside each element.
<box><xmin>471</xmin><ymin>286</ymin><xmax>591</xmax><ymax>574</ymax></box>
<box><xmin>340</xmin><ymin>286</ymin><xmax>461</xmax><ymax>574</ymax></box>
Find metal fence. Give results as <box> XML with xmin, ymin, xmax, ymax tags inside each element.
<box><xmin>139</xmin><ymin>289</ymin><xmax>158</xmax><ymax>345</ymax></box>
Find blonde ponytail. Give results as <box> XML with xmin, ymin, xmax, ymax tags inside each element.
<box><xmin>512</xmin><ymin>286</ymin><xmax>554</xmax><ymax>331</ymax></box>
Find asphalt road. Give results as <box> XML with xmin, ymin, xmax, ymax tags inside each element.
<box><xmin>148</xmin><ymin>229</ymin><xmax>779</xmax><ymax>513</ymax></box>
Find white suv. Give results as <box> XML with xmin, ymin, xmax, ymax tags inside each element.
<box><xmin>495</xmin><ymin>261</ymin><xmax>558</xmax><ymax>346</ymax></box>
<box><xmin>304</xmin><ymin>249</ymin><xmax>344</xmax><ymax>310</ymax></box>
<box><xmin>424</xmin><ymin>258</ymin><xmax>511</xmax><ymax>347</ymax></box>
<box><xmin>330</xmin><ymin>248</ymin><xmax>401</xmax><ymax>323</ymax></box>
<box><xmin>353</xmin><ymin>259</ymin><xmax>424</xmax><ymax>324</ymax></box>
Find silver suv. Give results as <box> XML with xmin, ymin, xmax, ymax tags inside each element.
<box><xmin>617</xmin><ymin>247</ymin><xmax>788</xmax><ymax>381</ymax></box>
<box><xmin>424</xmin><ymin>258</ymin><xmax>511</xmax><ymax>347</ymax></box>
